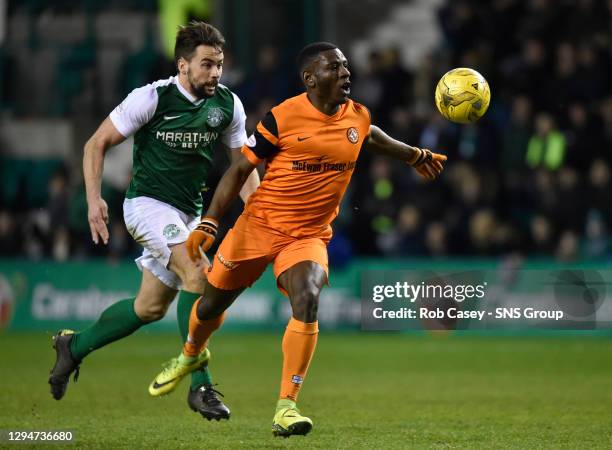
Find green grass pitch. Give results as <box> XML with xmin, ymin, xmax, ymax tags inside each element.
<box><xmin>1</xmin><ymin>332</ymin><xmax>611</xmax><ymax>449</ymax></box>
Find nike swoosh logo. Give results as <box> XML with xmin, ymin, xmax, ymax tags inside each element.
<box><xmin>152</xmin><ymin>379</ymin><xmax>176</xmax><ymax>389</ymax></box>
<box><xmin>164</xmin><ymin>115</ymin><xmax>182</xmax><ymax>120</ymax></box>
<box><xmin>297</xmin><ymin>136</ymin><xmax>311</xmax><ymax>142</ymax></box>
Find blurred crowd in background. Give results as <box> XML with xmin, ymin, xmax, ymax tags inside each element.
<box><xmin>1</xmin><ymin>0</ymin><xmax>612</xmax><ymax>264</ymax></box>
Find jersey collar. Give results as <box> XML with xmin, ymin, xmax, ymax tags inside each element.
<box><xmin>302</xmin><ymin>92</ymin><xmax>347</xmax><ymax>121</ymax></box>
<box><xmin>174</xmin><ymin>76</ymin><xmax>205</xmax><ymax>105</ymax></box>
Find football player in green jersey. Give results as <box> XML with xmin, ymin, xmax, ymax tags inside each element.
<box><xmin>48</xmin><ymin>21</ymin><xmax>259</xmax><ymax>421</ymax></box>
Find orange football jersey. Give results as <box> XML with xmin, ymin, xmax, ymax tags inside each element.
<box><xmin>241</xmin><ymin>93</ymin><xmax>371</xmax><ymax>239</ymax></box>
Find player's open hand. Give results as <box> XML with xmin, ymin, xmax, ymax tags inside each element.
<box><xmin>87</xmin><ymin>197</ymin><xmax>109</xmax><ymax>245</ymax></box>
<box><xmin>408</xmin><ymin>148</ymin><xmax>447</xmax><ymax>180</ymax></box>
<box><xmin>186</xmin><ymin>217</ymin><xmax>218</xmax><ymax>261</ymax></box>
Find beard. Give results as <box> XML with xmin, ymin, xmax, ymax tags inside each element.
<box><xmin>187</xmin><ymin>70</ymin><xmax>217</xmax><ymax>98</ymax></box>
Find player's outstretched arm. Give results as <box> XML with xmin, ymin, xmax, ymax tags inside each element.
<box><xmin>365</xmin><ymin>125</ymin><xmax>447</xmax><ymax>180</ymax></box>
<box><xmin>225</xmin><ymin>145</ymin><xmax>260</xmax><ymax>203</ymax></box>
<box><xmin>186</xmin><ymin>153</ymin><xmax>257</xmax><ymax>260</ymax></box>
<box><xmin>83</xmin><ymin>117</ymin><xmax>126</xmax><ymax>245</ymax></box>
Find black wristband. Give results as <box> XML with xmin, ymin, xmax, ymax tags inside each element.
<box><xmin>196</xmin><ymin>218</ymin><xmax>218</xmax><ymax>237</ymax></box>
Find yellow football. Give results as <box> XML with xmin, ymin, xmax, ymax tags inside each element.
<box><xmin>435</xmin><ymin>68</ymin><xmax>491</xmax><ymax>124</ymax></box>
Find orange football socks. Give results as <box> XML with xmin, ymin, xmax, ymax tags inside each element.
<box><xmin>279</xmin><ymin>317</ymin><xmax>319</xmax><ymax>401</ymax></box>
<box><xmin>183</xmin><ymin>298</ymin><xmax>226</xmax><ymax>358</ymax></box>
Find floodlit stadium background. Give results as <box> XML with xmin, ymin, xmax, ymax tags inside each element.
<box><xmin>4</xmin><ymin>0</ymin><xmax>612</xmax><ymax>266</ymax></box>
<box><xmin>2</xmin><ymin>0</ymin><xmax>612</xmax><ymax>331</ymax></box>
<box><xmin>1</xmin><ymin>1</ymin><xmax>611</xmax><ymax>448</ymax></box>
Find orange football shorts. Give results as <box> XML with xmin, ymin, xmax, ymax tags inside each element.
<box><xmin>206</xmin><ymin>214</ymin><xmax>329</xmax><ymax>295</ymax></box>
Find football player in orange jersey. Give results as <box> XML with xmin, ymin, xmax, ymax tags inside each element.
<box><xmin>149</xmin><ymin>42</ymin><xmax>446</xmax><ymax>437</ymax></box>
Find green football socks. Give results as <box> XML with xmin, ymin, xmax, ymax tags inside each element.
<box><xmin>70</xmin><ymin>297</ymin><xmax>145</xmax><ymax>360</ymax></box>
<box><xmin>69</xmin><ymin>292</ymin><xmax>215</xmax><ymax>389</ymax></box>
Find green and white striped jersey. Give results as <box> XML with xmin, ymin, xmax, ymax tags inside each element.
<box><xmin>109</xmin><ymin>76</ymin><xmax>246</xmax><ymax>216</ymax></box>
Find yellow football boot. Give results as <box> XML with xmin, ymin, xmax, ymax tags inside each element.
<box><xmin>148</xmin><ymin>349</ymin><xmax>210</xmax><ymax>396</ymax></box>
<box><xmin>272</xmin><ymin>401</ymin><xmax>313</xmax><ymax>437</ymax></box>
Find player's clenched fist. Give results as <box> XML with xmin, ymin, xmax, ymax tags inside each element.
<box><xmin>408</xmin><ymin>148</ymin><xmax>447</xmax><ymax>180</ymax></box>
<box><xmin>186</xmin><ymin>217</ymin><xmax>218</xmax><ymax>261</ymax></box>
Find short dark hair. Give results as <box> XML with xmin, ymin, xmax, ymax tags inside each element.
<box><xmin>297</xmin><ymin>42</ymin><xmax>338</xmax><ymax>75</ymax></box>
<box><xmin>175</xmin><ymin>21</ymin><xmax>225</xmax><ymax>65</ymax></box>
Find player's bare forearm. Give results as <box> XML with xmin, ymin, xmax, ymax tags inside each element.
<box><xmin>83</xmin><ymin>117</ymin><xmax>126</xmax><ymax>201</ymax></box>
<box><xmin>366</xmin><ymin>125</ymin><xmax>447</xmax><ymax>180</ymax></box>
<box><xmin>365</xmin><ymin>125</ymin><xmax>421</xmax><ymax>164</ymax></box>
<box><xmin>205</xmin><ymin>153</ymin><xmax>256</xmax><ymax>221</ymax></box>
<box><xmin>186</xmin><ymin>158</ymin><xmax>254</xmax><ymax>259</ymax></box>
<box><xmin>83</xmin><ymin>139</ymin><xmax>106</xmax><ymax>201</ymax></box>
<box><xmin>226</xmin><ymin>145</ymin><xmax>260</xmax><ymax>203</ymax></box>
<box><xmin>83</xmin><ymin>117</ymin><xmax>126</xmax><ymax>244</ymax></box>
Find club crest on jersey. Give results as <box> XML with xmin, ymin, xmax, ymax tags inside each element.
<box><xmin>206</xmin><ymin>108</ymin><xmax>224</xmax><ymax>127</ymax></box>
<box><xmin>163</xmin><ymin>224</ymin><xmax>181</xmax><ymax>240</ymax></box>
<box><xmin>347</xmin><ymin>127</ymin><xmax>359</xmax><ymax>144</ymax></box>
